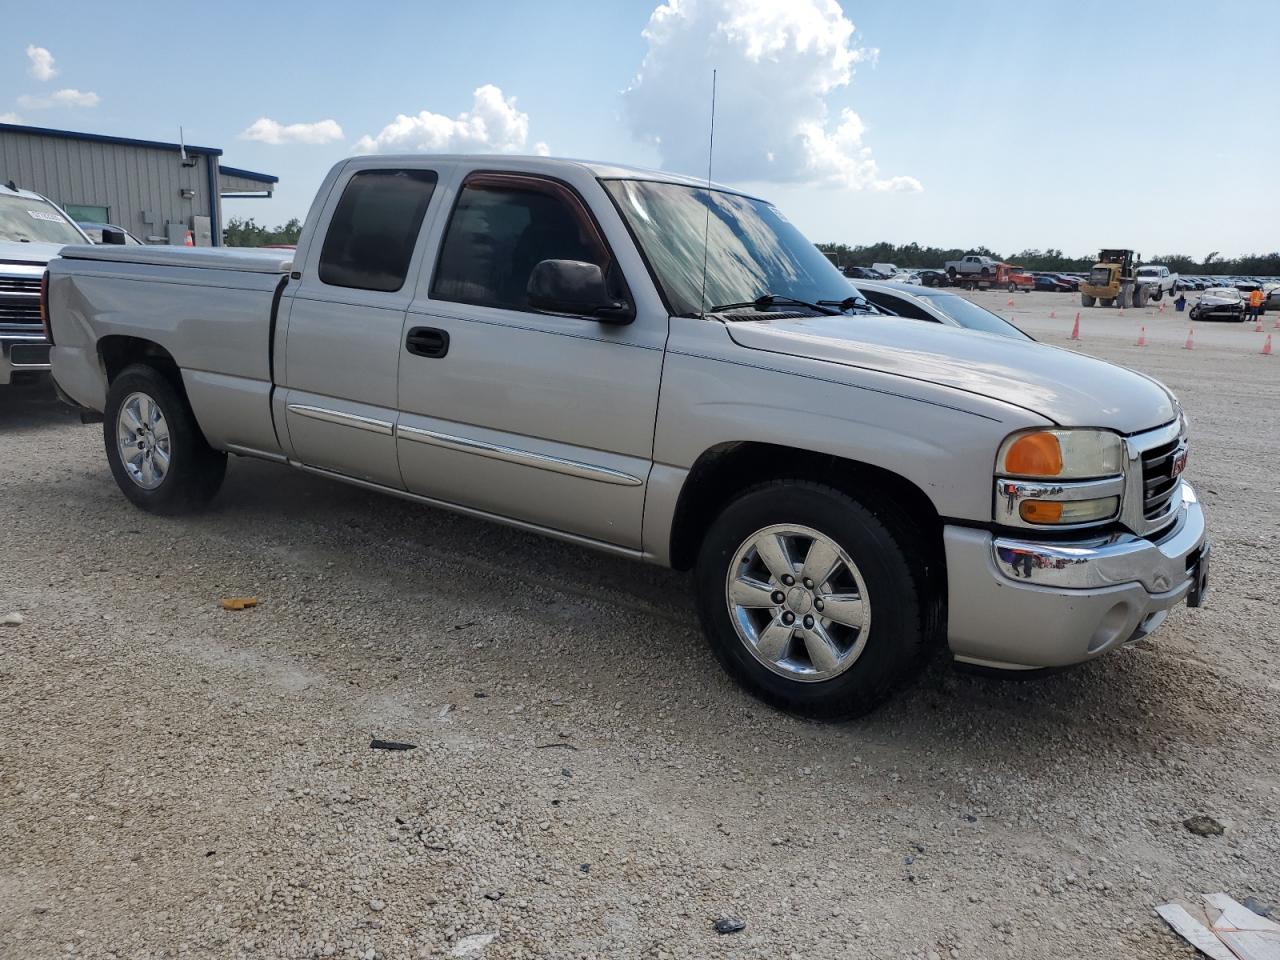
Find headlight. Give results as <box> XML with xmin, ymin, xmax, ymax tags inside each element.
<box><xmin>996</xmin><ymin>428</ymin><xmax>1123</xmax><ymax>480</ymax></box>
<box><xmin>994</xmin><ymin>428</ymin><xmax>1125</xmax><ymax>528</ymax></box>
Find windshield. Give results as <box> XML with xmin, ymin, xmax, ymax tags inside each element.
<box><xmin>1137</xmin><ymin>267</ymin><xmax>1160</xmax><ymax>277</ymax></box>
<box><xmin>1204</xmin><ymin>287</ymin><xmax>1239</xmax><ymax>299</ymax></box>
<box><xmin>912</xmin><ymin>290</ymin><xmax>1032</xmax><ymax>339</ymax></box>
<box><xmin>603</xmin><ymin>179</ymin><xmax>852</xmax><ymax>316</ymax></box>
<box><xmin>0</xmin><ymin>194</ymin><xmax>87</xmax><ymax>245</ymax></box>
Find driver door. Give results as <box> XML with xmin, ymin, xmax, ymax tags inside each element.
<box><xmin>394</xmin><ymin>170</ymin><xmax>666</xmax><ymax>550</ymax></box>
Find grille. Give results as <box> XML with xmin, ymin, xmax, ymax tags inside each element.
<box><xmin>0</xmin><ymin>294</ymin><xmax>41</xmax><ymax>326</ymax></box>
<box><xmin>1141</xmin><ymin>436</ymin><xmax>1182</xmax><ymax>521</ymax></box>
<box><xmin>0</xmin><ymin>277</ymin><xmax>41</xmax><ymax>294</ymax></box>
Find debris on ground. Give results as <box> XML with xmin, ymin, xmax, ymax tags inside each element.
<box><xmin>219</xmin><ymin>597</ymin><xmax>258</xmax><ymax>611</ymax></box>
<box><xmin>369</xmin><ymin>738</ymin><xmax>417</xmax><ymax>752</ymax></box>
<box><xmin>1184</xmin><ymin>815</ymin><xmax>1226</xmax><ymax>837</ymax></box>
<box><xmin>1245</xmin><ymin>898</ymin><xmax>1278</xmax><ymax>920</ymax></box>
<box><xmin>713</xmin><ymin>917</ymin><xmax>746</xmax><ymax>934</ymax></box>
<box><xmin>450</xmin><ymin>931</ymin><xmax>498</xmax><ymax>957</ymax></box>
<box><xmin>1</xmin><ymin>611</ymin><xmax>24</xmax><ymax>626</ymax></box>
<box><xmin>1157</xmin><ymin>892</ymin><xmax>1280</xmax><ymax>960</ymax></box>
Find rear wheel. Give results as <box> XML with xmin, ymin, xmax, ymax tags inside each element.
<box><xmin>1081</xmin><ymin>293</ymin><xmax>1096</xmax><ymax>307</ymax></box>
<box><xmin>104</xmin><ymin>364</ymin><xmax>227</xmax><ymax>514</ymax></box>
<box><xmin>694</xmin><ymin>481</ymin><xmax>932</xmax><ymax>719</ymax></box>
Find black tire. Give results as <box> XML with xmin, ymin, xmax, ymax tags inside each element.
<box><xmin>1081</xmin><ymin>293</ymin><xmax>1096</xmax><ymax>307</ymax></box>
<box><xmin>103</xmin><ymin>363</ymin><xmax>227</xmax><ymax>514</ymax></box>
<box><xmin>693</xmin><ymin>481</ymin><xmax>933</xmax><ymax>720</ymax></box>
<box><xmin>1007</xmin><ymin>282</ymin><xmax>1016</xmax><ymax>292</ymax></box>
<box><xmin>1152</xmin><ymin>289</ymin><xmax>1163</xmax><ymax>301</ymax></box>
<box><xmin>1101</xmin><ymin>297</ymin><xmax>1114</xmax><ymax>307</ymax></box>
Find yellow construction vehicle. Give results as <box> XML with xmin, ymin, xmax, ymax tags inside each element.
<box><xmin>1080</xmin><ymin>249</ymin><xmax>1151</xmax><ymax>308</ymax></box>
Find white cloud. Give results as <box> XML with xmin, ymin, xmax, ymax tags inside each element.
<box><xmin>0</xmin><ymin>112</ymin><xmax>22</xmax><ymax>124</ymax></box>
<box><xmin>17</xmin><ymin>88</ymin><xmax>100</xmax><ymax>109</ymax></box>
<box><xmin>623</xmin><ymin>0</ymin><xmax>921</xmax><ymax>192</ymax></box>
<box><xmin>354</xmin><ymin>84</ymin><xmax>547</xmax><ymax>155</ymax></box>
<box><xmin>26</xmin><ymin>45</ymin><xmax>56</xmax><ymax>81</ymax></box>
<box><xmin>239</xmin><ymin>117</ymin><xmax>344</xmax><ymax>145</ymax></box>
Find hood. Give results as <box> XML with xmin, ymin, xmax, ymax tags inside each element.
<box><xmin>725</xmin><ymin>314</ymin><xmax>1176</xmax><ymax>433</ymax></box>
<box><xmin>0</xmin><ymin>239</ymin><xmax>69</xmax><ymax>266</ymax></box>
<box><xmin>1198</xmin><ymin>292</ymin><xmax>1241</xmax><ymax>306</ymax></box>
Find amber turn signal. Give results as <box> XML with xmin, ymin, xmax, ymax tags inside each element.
<box><xmin>1004</xmin><ymin>432</ymin><xmax>1063</xmax><ymax>477</ymax></box>
<box><xmin>1019</xmin><ymin>500</ymin><xmax>1063</xmax><ymax>523</ymax></box>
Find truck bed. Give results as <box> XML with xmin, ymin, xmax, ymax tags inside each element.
<box><xmin>59</xmin><ymin>244</ymin><xmax>293</xmax><ymax>274</ymax></box>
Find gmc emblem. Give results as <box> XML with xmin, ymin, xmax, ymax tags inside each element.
<box><xmin>1171</xmin><ymin>446</ymin><xmax>1189</xmax><ymax>478</ymax></box>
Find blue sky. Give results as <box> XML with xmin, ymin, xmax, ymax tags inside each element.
<box><xmin>4</xmin><ymin>0</ymin><xmax>1276</xmax><ymax>258</ymax></box>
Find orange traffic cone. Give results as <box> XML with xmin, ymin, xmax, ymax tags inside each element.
<box><xmin>183</xmin><ymin>230</ymin><xmax>194</xmax><ymax>247</ymax></box>
<box><xmin>1070</xmin><ymin>313</ymin><xmax>1080</xmax><ymax>340</ymax></box>
<box><xmin>1273</xmin><ymin>315</ymin><xmax>1280</xmax><ymax>329</ymax></box>
<box><xmin>1136</xmin><ymin>326</ymin><xmax>1147</xmax><ymax>346</ymax></box>
<box><xmin>1006</xmin><ymin>296</ymin><xmax>1015</xmax><ymax>307</ymax></box>
<box><xmin>1255</xmin><ymin>318</ymin><xmax>1264</xmax><ymax>332</ymax></box>
<box><xmin>1263</xmin><ymin>335</ymin><xmax>1273</xmax><ymax>356</ymax></box>
<box><xmin>1159</xmin><ymin>300</ymin><xmax>1165</xmax><ymax>312</ymax></box>
<box><xmin>1049</xmin><ymin>310</ymin><xmax>1056</xmax><ymax>319</ymax></box>
<box><xmin>1183</xmin><ymin>327</ymin><xmax>1195</xmax><ymax>350</ymax></box>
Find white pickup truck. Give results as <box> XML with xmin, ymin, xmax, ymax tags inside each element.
<box><xmin>943</xmin><ymin>254</ymin><xmax>1000</xmax><ymax>282</ymax></box>
<box><xmin>1135</xmin><ymin>264</ymin><xmax>1179</xmax><ymax>301</ymax></box>
<box><xmin>45</xmin><ymin>155</ymin><xmax>1209</xmax><ymax>719</ymax></box>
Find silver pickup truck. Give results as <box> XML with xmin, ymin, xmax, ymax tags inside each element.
<box><xmin>46</xmin><ymin>155</ymin><xmax>1209</xmax><ymax>718</ymax></box>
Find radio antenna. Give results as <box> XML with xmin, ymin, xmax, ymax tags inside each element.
<box><xmin>698</xmin><ymin>68</ymin><xmax>717</xmax><ymax>318</ymax></box>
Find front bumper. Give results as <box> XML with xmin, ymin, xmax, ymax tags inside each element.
<box><xmin>943</xmin><ymin>481</ymin><xmax>1207</xmax><ymax>670</ymax></box>
<box><xmin>0</xmin><ymin>332</ymin><xmax>51</xmax><ymax>385</ymax></box>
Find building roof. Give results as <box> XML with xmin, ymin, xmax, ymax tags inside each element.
<box><xmin>0</xmin><ymin>121</ymin><xmax>222</xmax><ymax>155</ymax></box>
<box><xmin>218</xmin><ymin>165</ymin><xmax>279</xmax><ymax>185</ymax></box>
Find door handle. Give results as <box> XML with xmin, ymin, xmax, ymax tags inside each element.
<box><xmin>406</xmin><ymin>326</ymin><xmax>450</xmax><ymax>358</ymax></box>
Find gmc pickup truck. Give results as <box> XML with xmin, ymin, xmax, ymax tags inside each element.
<box><xmin>0</xmin><ymin>182</ymin><xmax>93</xmax><ymax>385</ymax></box>
<box><xmin>46</xmin><ymin>155</ymin><xmax>1210</xmax><ymax>718</ymax></box>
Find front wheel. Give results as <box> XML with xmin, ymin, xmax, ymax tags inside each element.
<box><xmin>1008</xmin><ymin>282</ymin><xmax>1017</xmax><ymax>292</ymax></box>
<box><xmin>1081</xmin><ymin>293</ymin><xmax>1096</xmax><ymax>307</ymax></box>
<box><xmin>104</xmin><ymin>364</ymin><xmax>227</xmax><ymax>514</ymax></box>
<box><xmin>694</xmin><ymin>481</ymin><xmax>932</xmax><ymax>719</ymax></box>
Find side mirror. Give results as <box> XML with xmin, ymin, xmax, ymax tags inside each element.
<box><xmin>100</xmin><ymin>226</ymin><xmax>127</xmax><ymax>245</ymax></box>
<box><xmin>527</xmin><ymin>259</ymin><xmax>634</xmax><ymax>325</ymax></box>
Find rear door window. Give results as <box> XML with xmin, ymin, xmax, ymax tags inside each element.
<box><xmin>319</xmin><ymin>169</ymin><xmax>438</xmax><ymax>292</ymax></box>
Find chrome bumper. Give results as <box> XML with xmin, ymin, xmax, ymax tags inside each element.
<box><xmin>943</xmin><ymin>481</ymin><xmax>1207</xmax><ymax>670</ymax></box>
<box><xmin>0</xmin><ymin>332</ymin><xmax>51</xmax><ymax>385</ymax></box>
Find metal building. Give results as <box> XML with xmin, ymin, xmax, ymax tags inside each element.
<box><xmin>0</xmin><ymin>122</ymin><xmax>277</xmax><ymax>246</ymax></box>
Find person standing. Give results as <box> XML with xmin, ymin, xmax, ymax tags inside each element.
<box><xmin>1249</xmin><ymin>287</ymin><xmax>1264</xmax><ymax>323</ymax></box>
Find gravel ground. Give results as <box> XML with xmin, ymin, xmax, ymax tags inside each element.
<box><xmin>1</xmin><ymin>289</ymin><xmax>1277</xmax><ymax>959</ymax></box>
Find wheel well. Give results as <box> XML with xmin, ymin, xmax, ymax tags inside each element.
<box><xmin>668</xmin><ymin>442</ymin><xmax>944</xmax><ymax>576</ymax></box>
<box><xmin>98</xmin><ymin>336</ymin><xmax>183</xmax><ymax>392</ymax></box>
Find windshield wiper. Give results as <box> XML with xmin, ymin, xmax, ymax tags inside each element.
<box><xmin>707</xmin><ymin>294</ymin><xmax>841</xmax><ymax>317</ymax></box>
<box><xmin>817</xmin><ymin>295</ymin><xmax>880</xmax><ymax>314</ymax></box>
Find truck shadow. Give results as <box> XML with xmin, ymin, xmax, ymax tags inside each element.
<box><xmin>204</xmin><ymin>455</ymin><xmax>1216</xmax><ymax>773</ymax></box>
<box><xmin>0</xmin><ymin>376</ymin><xmax>81</xmax><ymax>433</ymax></box>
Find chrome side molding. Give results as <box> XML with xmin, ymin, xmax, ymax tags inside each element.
<box><xmin>396</xmin><ymin>424</ymin><xmax>643</xmax><ymax>487</ymax></box>
<box><xmin>286</xmin><ymin>403</ymin><xmax>394</xmax><ymax>436</ymax></box>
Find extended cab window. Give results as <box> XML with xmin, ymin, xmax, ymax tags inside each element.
<box><xmin>319</xmin><ymin>169</ymin><xmax>438</xmax><ymax>293</ymax></box>
<box><xmin>432</xmin><ymin>175</ymin><xmax>611</xmax><ymax>312</ymax></box>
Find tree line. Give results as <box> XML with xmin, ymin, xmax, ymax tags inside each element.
<box><xmin>222</xmin><ymin>217</ymin><xmax>303</xmax><ymax>247</ymax></box>
<box><xmin>220</xmin><ymin>218</ymin><xmax>1278</xmax><ymax>276</ymax></box>
<box><xmin>817</xmin><ymin>241</ymin><xmax>1280</xmax><ymax>276</ymax></box>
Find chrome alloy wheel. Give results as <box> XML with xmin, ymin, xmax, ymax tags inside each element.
<box><xmin>725</xmin><ymin>524</ymin><xmax>871</xmax><ymax>682</ymax></box>
<box><xmin>116</xmin><ymin>391</ymin><xmax>171</xmax><ymax>490</ymax></box>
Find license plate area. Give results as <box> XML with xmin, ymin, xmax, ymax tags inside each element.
<box><xmin>10</xmin><ymin>343</ymin><xmax>51</xmax><ymax>366</ymax></box>
<box><xmin>1187</xmin><ymin>543</ymin><xmax>1210</xmax><ymax>608</ymax></box>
